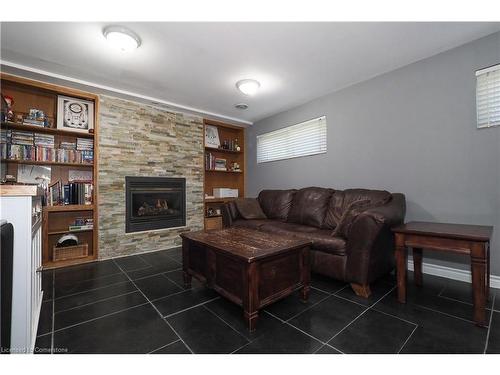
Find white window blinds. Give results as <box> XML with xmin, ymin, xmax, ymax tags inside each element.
<box><xmin>476</xmin><ymin>64</ymin><xmax>500</xmax><ymax>128</ymax></box>
<box><xmin>257</xmin><ymin>116</ymin><xmax>327</xmax><ymax>164</ymax></box>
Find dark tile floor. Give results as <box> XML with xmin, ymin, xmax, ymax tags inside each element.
<box><xmin>35</xmin><ymin>248</ymin><xmax>500</xmax><ymax>354</ymax></box>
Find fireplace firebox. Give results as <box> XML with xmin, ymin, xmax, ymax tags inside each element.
<box><xmin>125</xmin><ymin>177</ymin><xmax>186</xmax><ymax>233</ymax></box>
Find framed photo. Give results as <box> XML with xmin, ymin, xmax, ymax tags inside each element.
<box><xmin>57</xmin><ymin>95</ymin><xmax>94</xmax><ymax>133</ymax></box>
<box><xmin>205</xmin><ymin>125</ymin><xmax>220</xmax><ymax>148</ymax></box>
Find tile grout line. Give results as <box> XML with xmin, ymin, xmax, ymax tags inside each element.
<box><xmin>164</xmin><ymin>297</ymin><xmax>221</xmax><ymax>319</ymax></box>
<box><xmin>202</xmin><ymin>305</ymin><xmax>250</xmax><ymax>343</ymax></box>
<box><xmin>54</xmin><ymin>279</ymin><xmax>131</xmax><ymax>301</ymax></box>
<box><xmin>325</xmin><ymin>286</ymin><xmax>397</xmax><ymax>345</ymax></box>
<box><xmin>415</xmin><ymin>303</ymin><xmax>480</xmax><ymax>325</ymax></box>
<box><xmin>148</xmin><ymin>339</ymin><xmax>181</xmax><ymax>354</ymax></box>
<box><xmin>371</xmin><ymin>306</ymin><xmax>418</xmax><ymax>327</ymax></box>
<box><xmin>283</xmin><ymin>293</ymin><xmax>333</xmax><ymax>322</ymax></box>
<box><xmin>397</xmin><ymin>324</ymin><xmax>419</xmax><ymax>354</ymax></box>
<box><xmin>125</xmin><ymin>267</ymin><xmax>183</xmax><ymax>282</ymax></box>
<box><xmin>437</xmin><ymin>292</ymin><xmax>497</xmax><ymax>312</ymax></box>
<box><xmin>54</xmin><ymin>290</ymin><xmax>139</xmax><ymax>314</ymax></box>
<box><xmin>483</xmin><ymin>292</ymin><xmax>496</xmax><ymax>354</ymax></box>
<box><xmin>162</xmin><ymin>271</ymin><xmax>194</xmax><ymax>291</ymax></box>
<box><xmin>263</xmin><ymin>310</ymin><xmax>326</xmax><ymax>350</ymax></box>
<box><xmin>52</xmin><ymin>301</ymin><xmax>150</xmax><ymax>334</ymax></box>
<box><xmin>112</xmin><ymin>259</ymin><xmax>195</xmax><ymax>354</ymax></box>
<box><xmin>55</xmin><ymin>269</ymin><xmax>125</xmax><ymax>286</ymax></box>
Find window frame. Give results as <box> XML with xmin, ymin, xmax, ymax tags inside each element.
<box><xmin>476</xmin><ymin>63</ymin><xmax>500</xmax><ymax>129</ymax></box>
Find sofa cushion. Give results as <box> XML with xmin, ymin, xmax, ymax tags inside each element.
<box><xmin>323</xmin><ymin>190</ymin><xmax>345</xmax><ymax>229</ymax></box>
<box><xmin>234</xmin><ymin>198</ymin><xmax>267</xmax><ymax>220</ymax></box>
<box><xmin>232</xmin><ymin>219</ymin><xmax>275</xmax><ymax>230</ymax></box>
<box><xmin>323</xmin><ymin>189</ymin><xmax>392</xmax><ymax>229</ymax></box>
<box><xmin>287</xmin><ymin>187</ymin><xmax>334</xmax><ymax>228</ymax></box>
<box><xmin>259</xmin><ymin>222</ymin><xmax>346</xmax><ymax>255</ymax></box>
<box><xmin>260</xmin><ymin>221</ymin><xmax>320</xmax><ymax>235</ymax></box>
<box><xmin>258</xmin><ymin>189</ymin><xmax>296</xmax><ymax>221</ymax></box>
<box><xmin>342</xmin><ymin>189</ymin><xmax>391</xmax><ymax>208</ymax></box>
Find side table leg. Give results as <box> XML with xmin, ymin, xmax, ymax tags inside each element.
<box><xmin>471</xmin><ymin>243</ymin><xmax>487</xmax><ymax>327</ymax></box>
<box><xmin>487</xmin><ymin>242</ymin><xmax>491</xmax><ymax>301</ymax></box>
<box><xmin>413</xmin><ymin>247</ymin><xmax>423</xmax><ymax>287</ymax></box>
<box><xmin>395</xmin><ymin>241</ymin><xmax>407</xmax><ymax>304</ymax></box>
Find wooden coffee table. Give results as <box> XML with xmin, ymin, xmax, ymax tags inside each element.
<box><xmin>392</xmin><ymin>221</ymin><xmax>493</xmax><ymax>326</ymax></box>
<box><xmin>180</xmin><ymin>228</ymin><xmax>311</xmax><ymax>331</ymax></box>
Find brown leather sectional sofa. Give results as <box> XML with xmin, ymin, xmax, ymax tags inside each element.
<box><xmin>222</xmin><ymin>187</ymin><xmax>406</xmax><ymax>298</ymax></box>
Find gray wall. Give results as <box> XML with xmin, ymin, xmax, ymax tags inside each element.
<box><xmin>246</xmin><ymin>32</ymin><xmax>500</xmax><ymax>275</ymax></box>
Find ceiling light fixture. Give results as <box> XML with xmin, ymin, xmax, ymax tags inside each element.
<box><xmin>236</xmin><ymin>79</ymin><xmax>260</xmax><ymax>96</ymax></box>
<box><xmin>234</xmin><ymin>103</ymin><xmax>249</xmax><ymax>110</ymax></box>
<box><xmin>103</xmin><ymin>26</ymin><xmax>141</xmax><ymax>51</ymax></box>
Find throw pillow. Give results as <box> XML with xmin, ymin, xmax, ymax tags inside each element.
<box><xmin>332</xmin><ymin>199</ymin><xmax>373</xmax><ymax>238</ymax></box>
<box><xmin>234</xmin><ymin>198</ymin><xmax>267</xmax><ymax>220</ymax></box>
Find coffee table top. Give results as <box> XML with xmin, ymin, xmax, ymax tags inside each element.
<box><xmin>392</xmin><ymin>221</ymin><xmax>493</xmax><ymax>242</ymax></box>
<box><xmin>180</xmin><ymin>227</ymin><xmax>311</xmax><ymax>262</ymax></box>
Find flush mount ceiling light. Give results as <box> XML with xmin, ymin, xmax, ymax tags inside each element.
<box><xmin>234</xmin><ymin>103</ymin><xmax>249</xmax><ymax>110</ymax></box>
<box><xmin>103</xmin><ymin>26</ymin><xmax>141</xmax><ymax>51</ymax></box>
<box><xmin>236</xmin><ymin>79</ymin><xmax>260</xmax><ymax>96</ymax></box>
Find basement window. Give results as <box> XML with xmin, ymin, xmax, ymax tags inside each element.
<box><xmin>257</xmin><ymin>116</ymin><xmax>327</xmax><ymax>163</ymax></box>
<box><xmin>476</xmin><ymin>63</ymin><xmax>500</xmax><ymax>128</ymax></box>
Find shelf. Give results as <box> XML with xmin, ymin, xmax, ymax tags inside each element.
<box><xmin>2</xmin><ymin>159</ymin><xmax>94</xmax><ymax>167</ymax></box>
<box><xmin>205</xmin><ymin>147</ymin><xmax>242</xmax><ymax>154</ymax></box>
<box><xmin>2</xmin><ymin>122</ymin><xmax>95</xmax><ymax>138</ymax></box>
<box><xmin>44</xmin><ymin>204</ymin><xmax>94</xmax><ymax>212</ymax></box>
<box><xmin>204</xmin><ymin>198</ymin><xmax>236</xmax><ymax>203</ymax></box>
<box><xmin>205</xmin><ymin>169</ymin><xmax>242</xmax><ymax>174</ymax></box>
<box><xmin>43</xmin><ymin>255</ymin><xmax>97</xmax><ymax>270</ymax></box>
<box><xmin>48</xmin><ymin>228</ymin><xmax>93</xmax><ymax>235</ymax></box>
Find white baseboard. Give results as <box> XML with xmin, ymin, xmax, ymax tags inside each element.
<box><xmin>408</xmin><ymin>260</ymin><xmax>500</xmax><ymax>289</ymax></box>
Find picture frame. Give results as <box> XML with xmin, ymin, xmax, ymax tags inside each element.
<box><xmin>205</xmin><ymin>125</ymin><xmax>220</xmax><ymax>148</ymax></box>
<box><xmin>57</xmin><ymin>95</ymin><xmax>94</xmax><ymax>133</ymax></box>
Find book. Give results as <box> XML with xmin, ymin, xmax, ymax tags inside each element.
<box><xmin>68</xmin><ymin>224</ymin><xmax>93</xmax><ymax>231</ymax></box>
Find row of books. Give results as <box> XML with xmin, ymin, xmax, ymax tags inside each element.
<box><xmin>48</xmin><ymin>181</ymin><xmax>93</xmax><ymax>206</ymax></box>
<box><xmin>205</xmin><ymin>153</ymin><xmax>227</xmax><ymax>171</ymax></box>
<box><xmin>34</xmin><ymin>134</ymin><xmax>55</xmax><ymax>148</ymax></box>
<box><xmin>77</xmin><ymin>138</ymin><xmax>93</xmax><ymax>151</ymax></box>
<box><xmin>10</xmin><ymin>130</ymin><xmax>34</xmax><ymax>146</ymax></box>
<box><xmin>2</xmin><ymin>130</ymin><xmax>93</xmax><ymax>150</ymax></box>
<box><xmin>69</xmin><ymin>217</ymin><xmax>94</xmax><ymax>231</ymax></box>
<box><xmin>2</xmin><ymin>144</ymin><xmax>94</xmax><ymax>164</ymax></box>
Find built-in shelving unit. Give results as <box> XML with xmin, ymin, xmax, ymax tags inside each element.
<box><xmin>203</xmin><ymin>119</ymin><xmax>245</xmax><ymax>230</ymax></box>
<box><xmin>1</xmin><ymin>73</ymin><xmax>99</xmax><ymax>269</ymax></box>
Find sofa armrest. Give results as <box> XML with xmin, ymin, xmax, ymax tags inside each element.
<box><xmin>344</xmin><ymin>193</ymin><xmax>406</xmax><ymax>284</ymax></box>
<box><xmin>361</xmin><ymin>193</ymin><xmax>406</xmax><ymax>228</ymax></box>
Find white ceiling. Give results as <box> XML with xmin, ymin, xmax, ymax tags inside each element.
<box><xmin>1</xmin><ymin>22</ymin><xmax>500</xmax><ymax>125</ymax></box>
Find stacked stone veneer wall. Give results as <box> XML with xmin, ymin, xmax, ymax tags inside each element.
<box><xmin>98</xmin><ymin>95</ymin><xmax>204</xmax><ymax>259</ymax></box>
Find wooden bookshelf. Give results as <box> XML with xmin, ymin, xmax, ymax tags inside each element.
<box><xmin>1</xmin><ymin>73</ymin><xmax>99</xmax><ymax>269</ymax></box>
<box><xmin>203</xmin><ymin>119</ymin><xmax>245</xmax><ymax>230</ymax></box>
<box><xmin>1</xmin><ymin>159</ymin><xmax>93</xmax><ymax>167</ymax></box>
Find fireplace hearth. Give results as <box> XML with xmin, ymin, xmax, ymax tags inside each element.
<box><xmin>125</xmin><ymin>177</ymin><xmax>186</xmax><ymax>233</ymax></box>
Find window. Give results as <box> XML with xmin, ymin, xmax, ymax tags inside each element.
<box><xmin>476</xmin><ymin>64</ymin><xmax>500</xmax><ymax>128</ymax></box>
<box><xmin>257</xmin><ymin>116</ymin><xmax>327</xmax><ymax>163</ymax></box>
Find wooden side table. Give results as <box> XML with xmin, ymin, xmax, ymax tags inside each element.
<box><xmin>392</xmin><ymin>221</ymin><xmax>493</xmax><ymax>327</ymax></box>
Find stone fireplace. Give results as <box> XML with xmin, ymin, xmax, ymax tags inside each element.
<box><xmin>125</xmin><ymin>176</ymin><xmax>186</xmax><ymax>233</ymax></box>
<box><xmin>98</xmin><ymin>95</ymin><xmax>204</xmax><ymax>259</ymax></box>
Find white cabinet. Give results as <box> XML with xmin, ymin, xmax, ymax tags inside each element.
<box><xmin>0</xmin><ymin>191</ymin><xmax>43</xmax><ymax>353</ymax></box>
